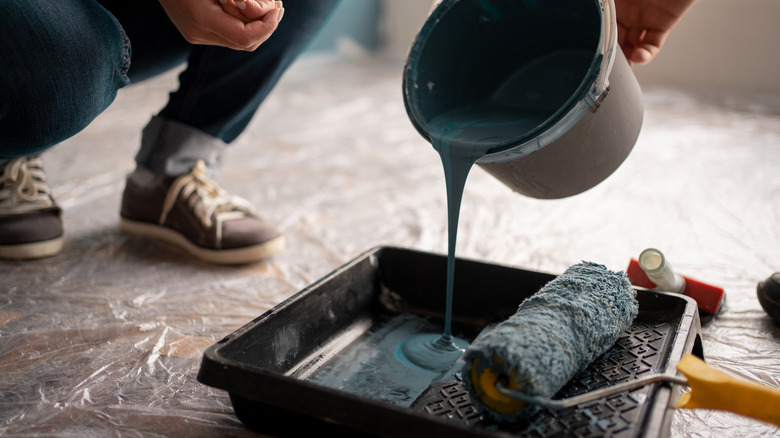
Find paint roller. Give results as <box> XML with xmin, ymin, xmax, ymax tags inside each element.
<box><xmin>462</xmin><ymin>261</ymin><xmax>638</xmax><ymax>422</ymax></box>
<box><xmin>461</xmin><ymin>261</ymin><xmax>780</xmax><ymax>427</ymax></box>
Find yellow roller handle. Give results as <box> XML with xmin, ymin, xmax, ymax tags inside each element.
<box><xmin>676</xmin><ymin>354</ymin><xmax>780</xmax><ymax>427</ymax></box>
<box><xmin>469</xmin><ymin>356</ymin><xmax>527</xmax><ymax>415</ymax></box>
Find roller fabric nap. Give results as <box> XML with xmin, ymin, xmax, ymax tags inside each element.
<box><xmin>462</xmin><ymin>261</ymin><xmax>638</xmax><ymax>421</ymax></box>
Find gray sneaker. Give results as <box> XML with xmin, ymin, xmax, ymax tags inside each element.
<box><xmin>0</xmin><ymin>156</ymin><xmax>65</xmax><ymax>260</ymax></box>
<box><xmin>120</xmin><ymin>160</ymin><xmax>285</xmax><ymax>264</ymax></box>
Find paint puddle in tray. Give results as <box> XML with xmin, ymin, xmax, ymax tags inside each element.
<box><xmin>306</xmin><ymin>313</ymin><xmax>467</xmax><ymax>407</ymax></box>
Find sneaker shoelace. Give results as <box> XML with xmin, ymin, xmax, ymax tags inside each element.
<box><xmin>159</xmin><ymin>161</ymin><xmax>255</xmax><ymax>243</ymax></box>
<box><xmin>0</xmin><ymin>157</ymin><xmax>55</xmax><ymax>213</ymax></box>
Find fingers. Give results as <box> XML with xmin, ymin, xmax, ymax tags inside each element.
<box><xmin>165</xmin><ymin>1</ymin><xmax>241</xmax><ymax>48</ymax></box>
<box><xmin>237</xmin><ymin>0</ymin><xmax>280</xmax><ymax>20</ymax></box>
<box><xmin>203</xmin><ymin>0</ymin><xmax>280</xmax><ymax>51</ymax></box>
<box><xmin>181</xmin><ymin>6</ymin><xmax>279</xmax><ymax>51</ymax></box>
<box><xmin>631</xmin><ymin>29</ymin><xmax>666</xmax><ymax>64</ymax></box>
<box><xmin>218</xmin><ymin>0</ymin><xmax>250</xmax><ymax>23</ymax></box>
<box><xmin>219</xmin><ymin>0</ymin><xmax>282</xmax><ymax>23</ymax></box>
<box><xmin>219</xmin><ymin>7</ymin><xmax>283</xmax><ymax>50</ymax></box>
<box><xmin>617</xmin><ymin>23</ymin><xmax>665</xmax><ymax>65</ymax></box>
<box><xmin>158</xmin><ymin>0</ymin><xmax>283</xmax><ymax>51</ymax></box>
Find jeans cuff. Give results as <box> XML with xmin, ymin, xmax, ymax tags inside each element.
<box><xmin>134</xmin><ymin>116</ymin><xmax>226</xmax><ymax>177</ymax></box>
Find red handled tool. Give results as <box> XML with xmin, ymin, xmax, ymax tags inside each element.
<box><xmin>626</xmin><ymin>248</ymin><xmax>725</xmax><ymax>315</ymax></box>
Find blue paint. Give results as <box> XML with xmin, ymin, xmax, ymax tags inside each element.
<box><xmin>395</xmin><ymin>111</ymin><xmax>488</xmax><ymax>373</ymax></box>
<box><xmin>398</xmin><ymin>50</ymin><xmax>587</xmax><ymax>373</ymax></box>
<box><xmin>476</xmin><ymin>0</ymin><xmax>503</xmax><ymax>19</ymax></box>
<box><xmin>308</xmin><ymin>313</ymin><xmax>456</xmax><ymax>407</ymax></box>
<box><xmin>402</xmin><ymin>0</ymin><xmax>601</xmax><ymax>161</ymax></box>
<box><xmin>397</xmin><ymin>333</ymin><xmax>468</xmax><ymax>373</ymax></box>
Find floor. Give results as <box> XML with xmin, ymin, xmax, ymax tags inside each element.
<box><xmin>2</xmin><ymin>54</ymin><xmax>779</xmax><ymax>437</ymax></box>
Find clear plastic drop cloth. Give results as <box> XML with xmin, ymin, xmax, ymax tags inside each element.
<box><xmin>1</xmin><ymin>55</ymin><xmax>779</xmax><ymax>437</ymax></box>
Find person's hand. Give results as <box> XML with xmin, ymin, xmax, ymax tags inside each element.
<box><xmin>614</xmin><ymin>0</ymin><xmax>697</xmax><ymax>65</ymax></box>
<box><xmin>219</xmin><ymin>0</ymin><xmax>284</xmax><ymax>24</ymax></box>
<box><xmin>157</xmin><ymin>0</ymin><xmax>283</xmax><ymax>51</ymax></box>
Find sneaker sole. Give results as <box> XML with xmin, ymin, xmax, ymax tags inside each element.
<box><xmin>0</xmin><ymin>235</ymin><xmax>65</xmax><ymax>260</ymax></box>
<box><xmin>120</xmin><ymin>218</ymin><xmax>285</xmax><ymax>265</ymax></box>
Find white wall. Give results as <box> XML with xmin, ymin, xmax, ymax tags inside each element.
<box><xmin>377</xmin><ymin>0</ymin><xmax>431</xmax><ymax>63</ymax></box>
<box><xmin>634</xmin><ymin>0</ymin><xmax>780</xmax><ymax>94</ymax></box>
<box><xmin>379</xmin><ymin>0</ymin><xmax>780</xmax><ymax>94</ymax></box>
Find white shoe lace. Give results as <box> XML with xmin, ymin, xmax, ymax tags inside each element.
<box><xmin>0</xmin><ymin>157</ymin><xmax>55</xmax><ymax>213</ymax></box>
<box><xmin>159</xmin><ymin>161</ymin><xmax>255</xmax><ymax>242</ymax></box>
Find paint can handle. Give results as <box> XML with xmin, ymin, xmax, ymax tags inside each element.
<box><xmin>593</xmin><ymin>0</ymin><xmax>618</xmax><ymax>96</ymax></box>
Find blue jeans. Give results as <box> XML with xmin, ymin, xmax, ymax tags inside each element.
<box><xmin>0</xmin><ymin>0</ymin><xmax>340</xmax><ymax>175</ymax></box>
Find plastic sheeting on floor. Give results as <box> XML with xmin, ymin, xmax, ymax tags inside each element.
<box><xmin>1</xmin><ymin>56</ymin><xmax>779</xmax><ymax>437</ymax></box>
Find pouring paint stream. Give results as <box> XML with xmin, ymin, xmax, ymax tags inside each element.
<box><xmin>398</xmin><ymin>103</ymin><xmax>547</xmax><ymax>372</ymax></box>
<box><xmin>398</xmin><ymin>43</ymin><xmax>589</xmax><ymax>372</ymax></box>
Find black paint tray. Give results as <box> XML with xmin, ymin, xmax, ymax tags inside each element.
<box><xmin>197</xmin><ymin>246</ymin><xmax>703</xmax><ymax>437</ymax></box>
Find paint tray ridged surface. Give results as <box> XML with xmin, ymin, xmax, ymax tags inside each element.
<box><xmin>197</xmin><ymin>247</ymin><xmax>702</xmax><ymax>437</ymax></box>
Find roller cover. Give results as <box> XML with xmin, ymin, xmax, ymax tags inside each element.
<box><xmin>462</xmin><ymin>262</ymin><xmax>638</xmax><ymax>421</ymax></box>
